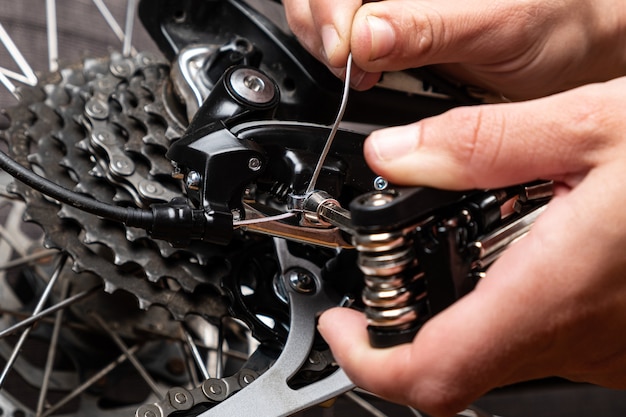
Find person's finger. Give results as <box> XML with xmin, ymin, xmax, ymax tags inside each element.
<box><xmin>317</xmin><ymin>308</ymin><xmax>416</xmax><ymax>403</ymax></box>
<box><xmin>284</xmin><ymin>0</ymin><xmax>380</xmax><ymax>89</ymax></box>
<box><xmin>320</xmin><ymin>166</ymin><xmax>626</xmax><ymax>416</ymax></box>
<box><xmin>283</xmin><ymin>0</ymin><xmax>360</xmax><ymax>66</ymax></box>
<box><xmin>363</xmin><ymin>79</ymin><xmax>625</xmax><ymax>190</ymax></box>
<box><xmin>307</xmin><ymin>0</ymin><xmax>362</xmax><ymax>66</ymax></box>
<box><xmin>348</xmin><ymin>0</ymin><xmax>593</xmax><ymax>73</ymax></box>
<box><xmin>322</xmin><ymin>79</ymin><xmax>626</xmax><ymax>415</ymax></box>
<box><xmin>283</xmin><ymin>1</ymin><xmax>319</xmax><ymax>58</ymax></box>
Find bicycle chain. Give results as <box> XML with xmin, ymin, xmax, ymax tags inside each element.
<box><xmin>1</xmin><ymin>51</ymin><xmax>342</xmax><ymax>416</ymax></box>
<box><xmin>1</xmin><ymin>52</ymin><xmax>230</xmax><ymax>319</ymax></box>
<box><xmin>136</xmin><ymin>349</ymin><xmax>336</xmax><ymax>417</ymax></box>
<box><xmin>137</xmin><ymin>367</ymin><xmax>261</xmax><ymax>417</ymax></box>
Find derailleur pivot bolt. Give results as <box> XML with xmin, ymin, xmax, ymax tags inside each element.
<box><xmin>228</xmin><ymin>67</ymin><xmax>277</xmax><ymax>106</ymax></box>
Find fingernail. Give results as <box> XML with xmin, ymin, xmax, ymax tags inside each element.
<box><xmin>366</xmin><ymin>15</ymin><xmax>395</xmax><ymax>60</ymax></box>
<box><xmin>369</xmin><ymin>125</ymin><xmax>420</xmax><ymax>161</ymax></box>
<box><xmin>321</xmin><ymin>25</ymin><xmax>341</xmax><ymax>61</ymax></box>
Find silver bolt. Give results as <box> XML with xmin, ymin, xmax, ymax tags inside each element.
<box><xmin>373</xmin><ymin>176</ymin><xmax>388</xmax><ymax>190</ymax></box>
<box><xmin>210</xmin><ymin>384</ymin><xmax>223</xmax><ymax>395</ymax></box>
<box><xmin>186</xmin><ymin>171</ymin><xmax>202</xmax><ymax>190</ymax></box>
<box><xmin>248</xmin><ymin>157</ymin><xmax>262</xmax><ymax>172</ymax></box>
<box><xmin>143</xmin><ymin>410</ymin><xmax>157</xmax><ymax>417</ymax></box>
<box><xmin>230</xmin><ymin>68</ymin><xmax>276</xmax><ymax>104</ymax></box>
<box><xmin>243</xmin><ymin>74</ymin><xmax>265</xmax><ymax>92</ymax></box>
<box><xmin>288</xmin><ymin>270</ymin><xmax>316</xmax><ymax>294</ymax></box>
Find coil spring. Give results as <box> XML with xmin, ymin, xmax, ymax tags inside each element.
<box><xmin>355</xmin><ymin>229</ymin><xmax>429</xmax><ymax>348</ymax></box>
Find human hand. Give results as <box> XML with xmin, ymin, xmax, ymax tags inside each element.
<box><xmin>318</xmin><ymin>77</ymin><xmax>626</xmax><ymax>416</ymax></box>
<box><xmin>283</xmin><ymin>0</ymin><xmax>626</xmax><ymax>98</ymax></box>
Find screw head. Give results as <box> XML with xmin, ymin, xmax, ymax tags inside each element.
<box><xmin>287</xmin><ymin>269</ymin><xmax>316</xmax><ymax>294</ymax></box>
<box><xmin>229</xmin><ymin>68</ymin><xmax>276</xmax><ymax>105</ymax></box>
<box><xmin>248</xmin><ymin>157</ymin><xmax>262</xmax><ymax>172</ymax></box>
<box><xmin>373</xmin><ymin>176</ymin><xmax>388</xmax><ymax>190</ymax></box>
<box><xmin>186</xmin><ymin>171</ymin><xmax>202</xmax><ymax>190</ymax></box>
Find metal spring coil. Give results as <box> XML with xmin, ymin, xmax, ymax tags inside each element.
<box><xmin>355</xmin><ymin>229</ymin><xmax>428</xmax><ymax>332</ymax></box>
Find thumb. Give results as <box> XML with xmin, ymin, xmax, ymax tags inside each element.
<box><xmin>363</xmin><ymin>83</ymin><xmax>614</xmax><ymax>190</ymax></box>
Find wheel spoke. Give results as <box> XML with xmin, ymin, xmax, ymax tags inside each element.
<box><xmin>183</xmin><ymin>339</ymin><xmax>202</xmax><ymax>388</ymax></box>
<box><xmin>215</xmin><ymin>320</ymin><xmax>225</xmax><ymax>379</ymax></box>
<box><xmin>36</xmin><ymin>276</ymin><xmax>70</xmax><ymax>417</ymax></box>
<box><xmin>92</xmin><ymin>0</ymin><xmax>138</xmax><ymax>55</ymax></box>
<box><xmin>46</xmin><ymin>0</ymin><xmax>59</xmax><ymax>72</ymax></box>
<box><xmin>0</xmin><ymin>22</ymin><xmax>38</xmax><ymax>86</ymax></box>
<box><xmin>122</xmin><ymin>0</ymin><xmax>137</xmax><ymax>57</ymax></box>
<box><xmin>344</xmin><ymin>391</ymin><xmax>390</xmax><ymax>417</ymax></box>
<box><xmin>0</xmin><ymin>222</ymin><xmax>28</xmax><ymax>256</ymax></box>
<box><xmin>409</xmin><ymin>408</ymin><xmax>425</xmax><ymax>417</ymax></box>
<box><xmin>40</xmin><ymin>344</ymin><xmax>142</xmax><ymax>417</ymax></box>
<box><xmin>0</xmin><ymin>285</ymin><xmax>101</xmax><ymax>339</ymax></box>
<box><xmin>0</xmin><ymin>2</ymin><xmax>435</xmax><ymax>416</ymax></box>
<box><xmin>91</xmin><ymin>312</ymin><xmax>164</xmax><ymax>400</ymax></box>
<box><xmin>183</xmin><ymin>326</ymin><xmax>211</xmax><ymax>381</ymax></box>
<box><xmin>0</xmin><ymin>253</ymin><xmax>68</xmax><ymax>389</ymax></box>
<box><xmin>0</xmin><ymin>249</ymin><xmax>58</xmax><ymax>271</ymax></box>
<box><xmin>0</xmin><ymin>71</ymin><xmax>17</xmax><ymax>98</ymax></box>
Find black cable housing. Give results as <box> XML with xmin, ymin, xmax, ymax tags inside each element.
<box><xmin>1</xmin><ymin>147</ymin><xmax>153</xmax><ymax>230</ymax></box>
<box><xmin>0</xmin><ymin>148</ymin><xmax>231</xmax><ymax>246</ymax></box>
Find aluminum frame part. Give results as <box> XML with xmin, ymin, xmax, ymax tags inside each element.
<box><xmin>198</xmin><ymin>240</ymin><xmax>355</xmax><ymax>416</ymax></box>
